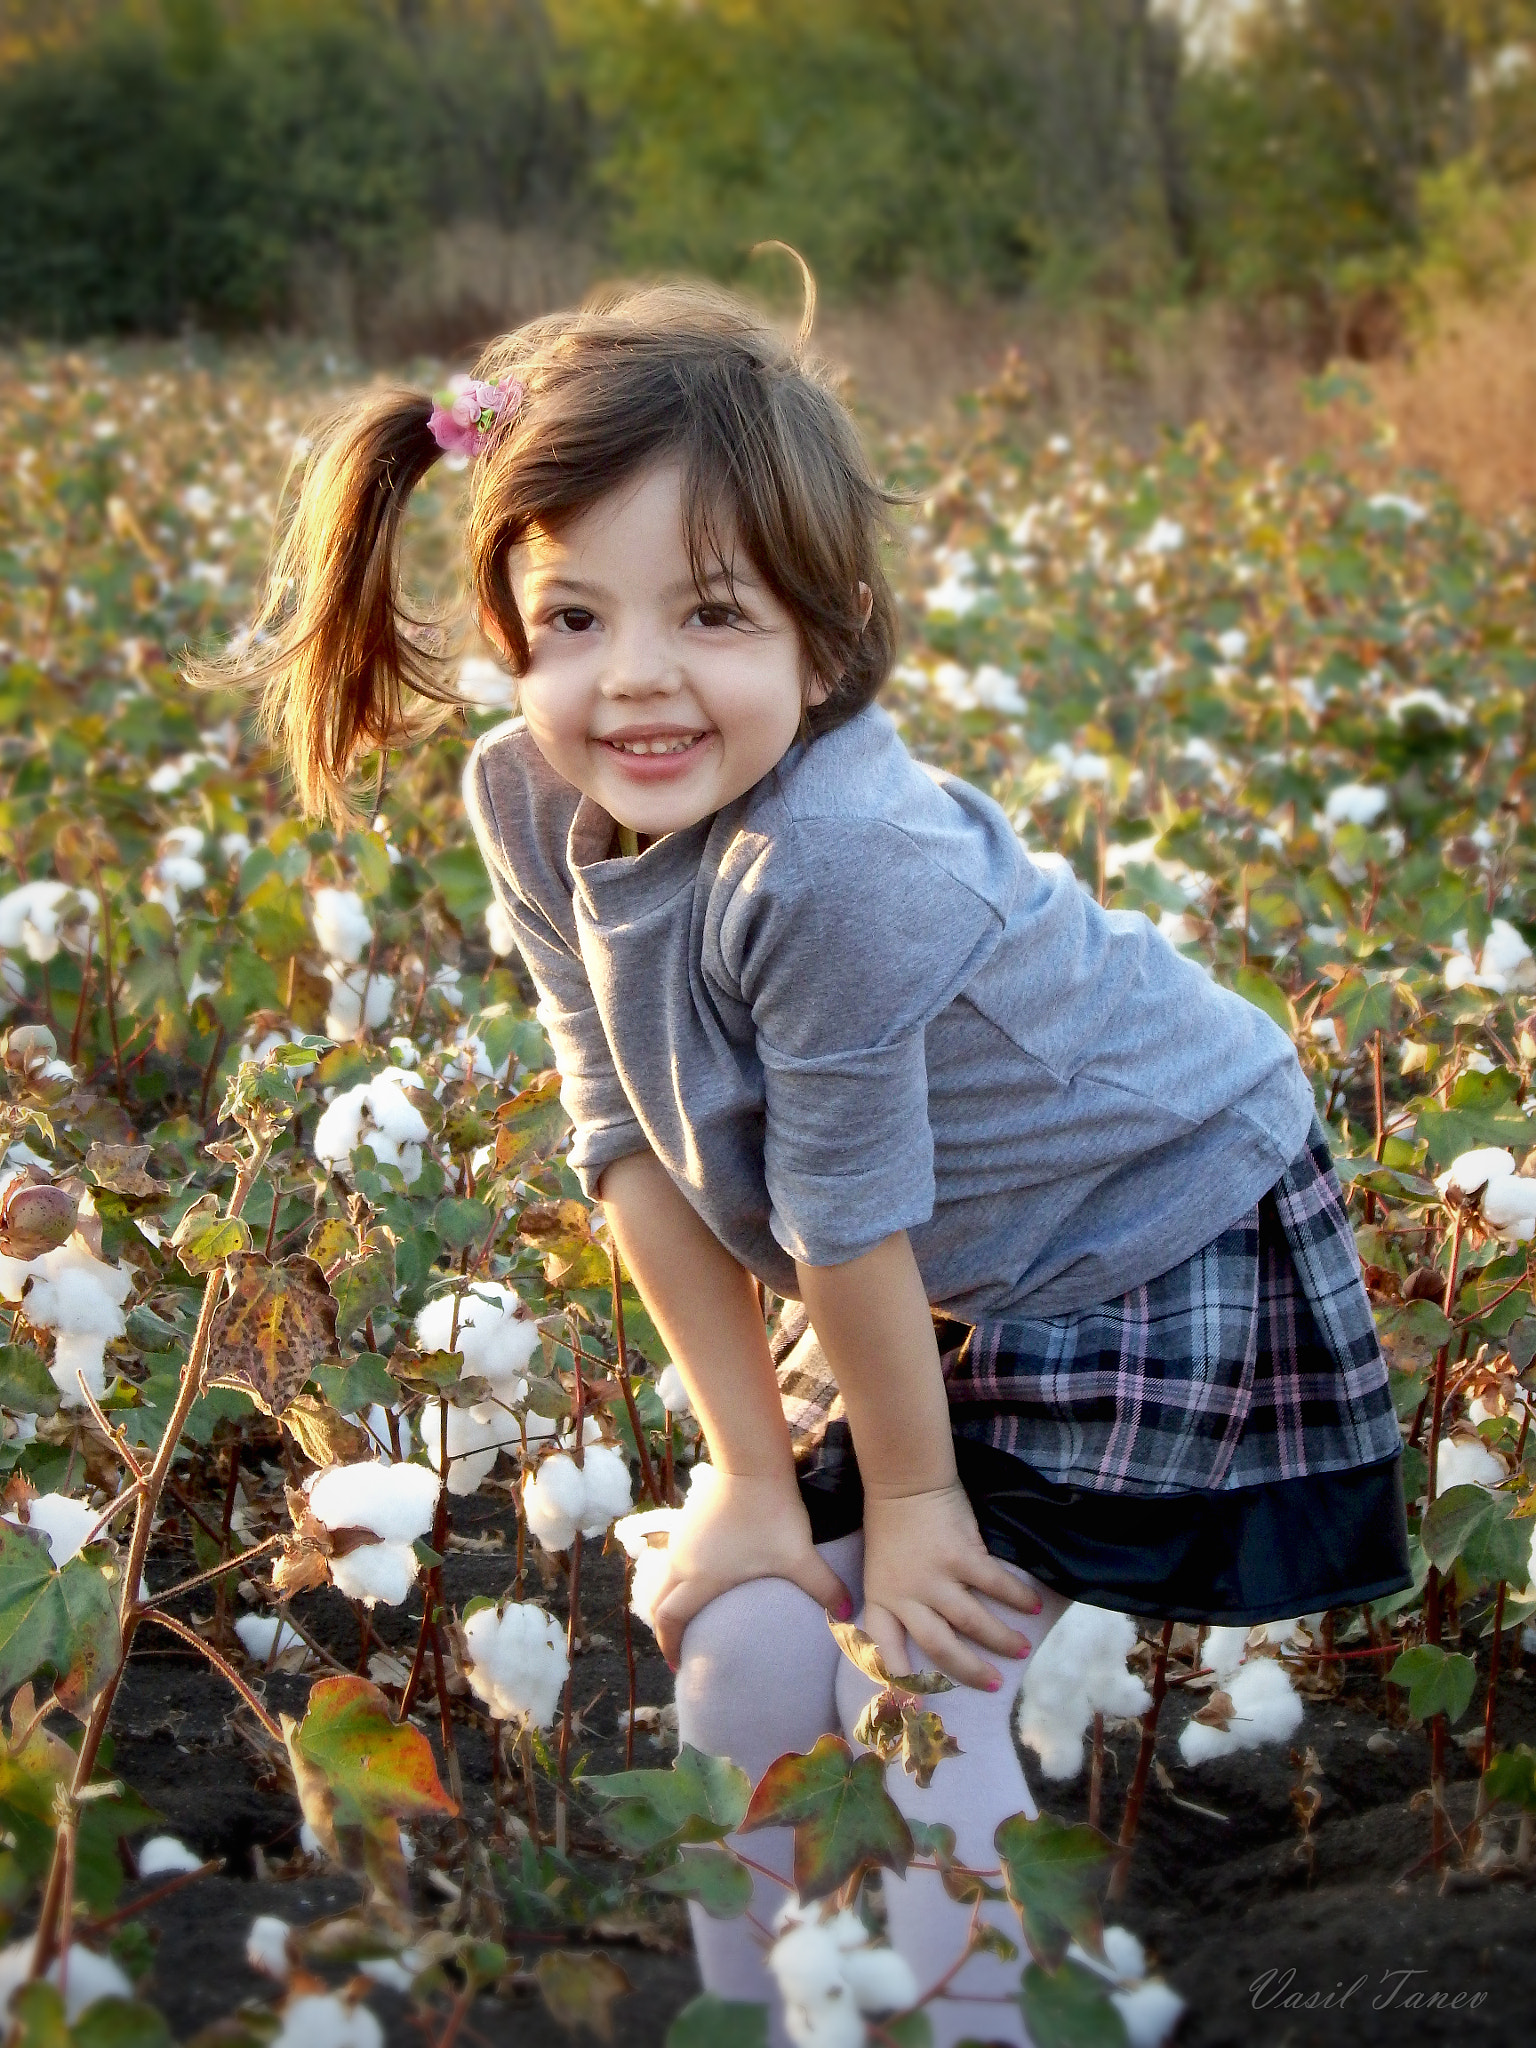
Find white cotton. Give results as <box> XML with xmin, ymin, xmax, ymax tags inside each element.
<box><xmin>1322</xmin><ymin>783</ymin><xmax>1388</xmax><ymax>831</ymax></box>
<box><xmin>0</xmin><ymin>881</ymin><xmax>99</xmax><ymax>962</ymax></box>
<box><xmin>419</xmin><ymin>1399</ymin><xmax>509</xmax><ymax>1495</ymax></box>
<box><xmin>577</xmin><ymin>1442</ymin><xmax>634</xmax><ymax>1531</ymax></box>
<box><xmin>246</xmin><ymin>1915</ymin><xmax>293</xmax><ymax>1978</ymax></box>
<box><xmin>839</xmin><ymin>1943</ymin><xmax>918</xmax><ymax>2014</ymax></box>
<box><xmin>1112</xmin><ymin>1981</ymin><xmax>1187</xmax><ymax>2048</ymax></box>
<box><xmin>1016</xmin><ymin>1603</ymin><xmax>1152</xmax><ymax>1778</ymax></box>
<box><xmin>1215</xmin><ymin>628</ymin><xmax>1248</xmax><ymax>663</ymax></box>
<box><xmin>456</xmin><ymin>655</ymin><xmax>516</xmax><ymax>708</ymax></box>
<box><xmin>313</xmin><ymin>1070</ymin><xmax>426</xmax><ymax>1181</ymax></box>
<box><xmin>485</xmin><ymin>899</ymin><xmax>517</xmax><ymax>956</ymax></box>
<box><xmin>235</xmin><ymin>1615</ymin><xmax>307</xmax><ymax>1666</ymax></box>
<box><xmin>363</xmin><ymin>1404</ymin><xmax>410</xmax><ymax>1460</ymax></box>
<box><xmin>656</xmin><ymin>1362</ymin><xmax>691</xmax><ymax>1413</ymax></box>
<box><xmin>1141</xmin><ymin>516</ymin><xmax>1185</xmax><ymax>554</ymax></box>
<box><xmin>1178</xmin><ymin>1656</ymin><xmax>1303</xmax><ymax>1763</ymax></box>
<box><xmin>1368</xmin><ymin>491</ymin><xmax>1427</xmax><ymax>524</ymax></box>
<box><xmin>329</xmin><ymin>1542</ymin><xmax>419</xmax><ymax>1608</ymax></box>
<box><xmin>1443</xmin><ymin>919</ymin><xmax>1536</xmax><ymax>995</ymax></box>
<box><xmin>1201</xmin><ymin>1626</ymin><xmax>1250</xmax><ymax>1681</ymax></box>
<box><xmin>460</xmin><ymin>1601</ymin><xmax>569</xmax><ymax>1727</ymax></box>
<box><xmin>4</xmin><ymin>1492</ymin><xmax>99</xmax><ymax>1566</ymax></box>
<box><xmin>415</xmin><ymin>1283</ymin><xmax>539</xmax><ymax>1393</ymax></box>
<box><xmin>22</xmin><ymin>1242</ymin><xmax>132</xmax><ymax>1334</ymax></box>
<box><xmin>523</xmin><ymin>1451</ymin><xmax>589</xmax><ymax>1554</ymax></box>
<box><xmin>1387</xmin><ymin>687</ymin><xmax>1467</xmax><ymax>728</ymax></box>
<box><xmin>307</xmin><ymin>1461</ymin><xmax>439</xmax><ymax>1544</ymax></box>
<box><xmin>615</xmin><ymin>1466</ymin><xmax>721</xmax><ymax>1629</ymax></box>
<box><xmin>312</xmin><ymin>887</ymin><xmax>373</xmax><ymax>965</ymax></box>
<box><xmin>0</xmin><ymin>1938</ymin><xmax>133</xmax><ymax>2023</ymax></box>
<box><xmin>324</xmin><ymin>964</ymin><xmax>395</xmax><ymax>1043</ymax></box>
<box><xmin>357</xmin><ymin>1957</ymin><xmax>416</xmax><ymax>1993</ymax></box>
<box><xmin>272</xmin><ymin>1992</ymin><xmax>383</xmax><ymax>2048</ymax></box>
<box><xmin>1437</xmin><ymin>1146</ymin><xmax>1517</xmax><ymax>1200</ymax></box>
<box><xmin>1435</xmin><ymin>1435</ymin><xmax>1507</xmax><ymax>1495</ymax></box>
<box><xmin>49</xmin><ymin>1331</ymin><xmax>108</xmax><ymax>1406</ymax></box>
<box><xmin>220</xmin><ymin>830</ymin><xmax>252</xmax><ymax>865</ymax></box>
<box><xmin>137</xmin><ymin>1834</ymin><xmax>204</xmax><ymax>1877</ymax></box>
<box><xmin>768</xmin><ymin>1920</ymin><xmax>849</xmax><ymax>2008</ymax></box>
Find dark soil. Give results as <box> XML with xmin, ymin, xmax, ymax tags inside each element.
<box><xmin>67</xmin><ymin>1502</ymin><xmax>1536</xmax><ymax>2045</ymax></box>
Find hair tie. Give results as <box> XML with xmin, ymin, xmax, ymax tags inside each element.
<box><xmin>427</xmin><ymin>374</ymin><xmax>524</xmax><ymax>460</ymax></box>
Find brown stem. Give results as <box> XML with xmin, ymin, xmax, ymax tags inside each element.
<box><xmin>1088</xmin><ymin>1711</ymin><xmax>1105</xmax><ymax>1833</ymax></box>
<box><xmin>88</xmin><ymin>859</ymin><xmax>123</xmax><ymax>1103</ymax></box>
<box><xmin>609</xmin><ymin>1241</ymin><xmax>663</xmax><ymax>1507</ymax></box>
<box><xmin>136</xmin><ymin>1608</ymin><xmax>284</xmax><ymax>1742</ymax></box>
<box><xmin>520</xmin><ymin>1725</ymin><xmax>542</xmax><ymax>1846</ymax></box>
<box><xmin>624</xmin><ymin>1556</ymin><xmax>638</xmax><ymax>1770</ymax></box>
<box><xmin>1108</xmin><ymin>1620</ymin><xmax>1174</xmax><ymax>1903</ymax></box>
<box><xmin>68</xmin><ymin>949</ymin><xmax>91</xmax><ymax>1069</ymax></box>
<box><xmin>31</xmin><ymin>1132</ymin><xmax>272</xmax><ymax>1976</ymax></box>
<box><xmin>142</xmin><ymin>1535</ymin><xmax>282</xmax><ymax>1607</ymax></box>
<box><xmin>556</xmin><ymin>1532</ymin><xmax>584</xmax><ymax>1853</ymax></box>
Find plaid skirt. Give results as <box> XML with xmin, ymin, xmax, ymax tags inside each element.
<box><xmin>778</xmin><ymin>1117</ymin><xmax>1411</xmax><ymax>1622</ymax></box>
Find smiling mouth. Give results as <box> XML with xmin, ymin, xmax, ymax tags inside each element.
<box><xmin>599</xmin><ymin>733</ymin><xmax>708</xmax><ymax>757</ymax></box>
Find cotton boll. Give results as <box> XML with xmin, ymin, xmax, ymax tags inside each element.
<box><xmin>313</xmin><ymin>1071</ymin><xmax>426</xmax><ymax>1182</ymax></box>
<box><xmin>419</xmin><ymin>1399</ymin><xmax>508</xmax><ymax>1495</ymax></box>
<box><xmin>1435</xmin><ymin>1435</ymin><xmax>1507</xmax><ymax>1494</ymax></box>
<box><xmin>273</xmin><ymin>1992</ymin><xmax>383</xmax><ymax>2048</ymax></box>
<box><xmin>1436</xmin><ymin>1147</ymin><xmax>1517</xmax><ymax>1201</ymax></box>
<box><xmin>839</xmin><ymin>1943</ymin><xmax>918</xmax><ymax>2014</ymax></box>
<box><xmin>0</xmin><ymin>1938</ymin><xmax>133</xmax><ymax>2023</ymax></box>
<box><xmin>312</xmin><ymin>887</ymin><xmax>372</xmax><ymax>965</ymax></box>
<box><xmin>460</xmin><ymin>1601</ymin><xmax>569</xmax><ymax>1726</ymax></box>
<box><xmin>1016</xmin><ymin>1603</ymin><xmax>1152</xmax><ymax>1778</ymax></box>
<box><xmin>1178</xmin><ymin>1657</ymin><xmax>1303</xmax><ymax>1763</ymax></box>
<box><xmin>4</xmin><ymin>1491</ymin><xmax>99</xmax><ymax>1565</ymax></box>
<box><xmin>579</xmin><ymin>1443</ymin><xmax>635</xmax><ymax>1533</ymax></box>
<box><xmin>656</xmin><ymin>1362</ymin><xmax>691</xmax><ymax>1413</ymax></box>
<box><xmin>246</xmin><ymin>1915</ymin><xmax>293</xmax><ymax>1979</ymax></box>
<box><xmin>1201</xmin><ymin>1627</ymin><xmax>1250</xmax><ymax>1681</ymax></box>
<box><xmin>23</xmin><ymin>1241</ymin><xmax>132</xmax><ymax>1333</ymax></box>
<box><xmin>1112</xmin><ymin>1980</ymin><xmax>1187</xmax><ymax>2048</ymax></box>
<box><xmin>0</xmin><ymin>881</ymin><xmax>100</xmax><ymax>962</ymax></box>
<box><xmin>768</xmin><ymin>1920</ymin><xmax>849</xmax><ymax>2009</ymax></box>
<box><xmin>138</xmin><ymin>1835</ymin><xmax>204</xmax><ymax>1877</ymax></box>
<box><xmin>50</xmin><ymin>1330</ymin><xmax>109</xmax><ymax>1406</ymax></box>
<box><xmin>329</xmin><ymin>1542</ymin><xmax>420</xmax><ymax>1608</ymax></box>
<box><xmin>1322</xmin><ymin>784</ymin><xmax>1389</xmax><ymax>832</ymax></box>
<box><xmin>415</xmin><ymin>1282</ymin><xmax>539</xmax><ymax>1394</ymax></box>
<box><xmin>1480</xmin><ymin>1176</ymin><xmax>1536</xmax><ymax>1241</ymax></box>
<box><xmin>1444</xmin><ymin>920</ymin><xmax>1536</xmax><ymax>995</ymax></box>
<box><xmin>324</xmin><ymin>964</ymin><xmax>395</xmax><ymax>1043</ymax></box>
<box><xmin>307</xmin><ymin>1461</ymin><xmax>438</xmax><ymax>1544</ymax></box>
<box><xmin>523</xmin><ymin>1452</ymin><xmax>589</xmax><ymax>1553</ymax></box>
<box><xmin>235</xmin><ymin>1615</ymin><xmax>307</xmax><ymax>1667</ymax></box>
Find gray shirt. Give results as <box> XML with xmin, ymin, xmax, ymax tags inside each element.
<box><xmin>464</xmin><ymin>705</ymin><xmax>1315</xmax><ymax>1319</ymax></box>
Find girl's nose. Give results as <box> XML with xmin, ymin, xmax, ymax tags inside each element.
<box><xmin>601</xmin><ymin>626</ymin><xmax>679</xmax><ymax>699</ymax></box>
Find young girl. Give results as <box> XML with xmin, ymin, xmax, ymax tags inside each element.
<box><xmin>242</xmin><ymin>280</ymin><xmax>1410</xmax><ymax>2045</ymax></box>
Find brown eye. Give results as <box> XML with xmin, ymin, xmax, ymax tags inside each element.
<box><xmin>693</xmin><ymin>603</ymin><xmax>739</xmax><ymax>629</ymax></box>
<box><xmin>555</xmin><ymin>608</ymin><xmax>596</xmax><ymax>632</ymax></box>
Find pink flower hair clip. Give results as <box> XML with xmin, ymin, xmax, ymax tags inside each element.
<box><xmin>427</xmin><ymin>374</ymin><xmax>524</xmax><ymax>460</ymax></box>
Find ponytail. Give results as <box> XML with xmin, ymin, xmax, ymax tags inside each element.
<box><xmin>193</xmin><ymin>388</ymin><xmax>455</xmax><ymax>825</ymax></box>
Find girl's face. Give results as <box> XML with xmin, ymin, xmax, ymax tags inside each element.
<box><xmin>504</xmin><ymin>462</ymin><xmax>826</xmax><ymax>840</ymax></box>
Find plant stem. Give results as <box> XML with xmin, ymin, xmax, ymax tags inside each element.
<box><xmin>136</xmin><ymin>1608</ymin><xmax>284</xmax><ymax>1742</ymax></box>
<box><xmin>1422</xmin><ymin>1210</ymin><xmax>1466</xmax><ymax>1874</ymax></box>
<box><xmin>1088</xmin><ymin>1711</ymin><xmax>1104</xmax><ymax>1833</ymax></box>
<box><xmin>608</xmin><ymin>1241</ymin><xmax>662</xmax><ymax>1507</ymax></box>
<box><xmin>30</xmin><ymin>1131</ymin><xmax>272</xmax><ymax>1975</ymax></box>
<box><xmin>623</xmin><ymin>1557</ymin><xmax>638</xmax><ymax>1770</ymax></box>
<box><xmin>88</xmin><ymin>858</ymin><xmax>123</xmax><ymax>1103</ymax></box>
<box><xmin>1108</xmin><ymin>1620</ymin><xmax>1174</xmax><ymax>1903</ymax></box>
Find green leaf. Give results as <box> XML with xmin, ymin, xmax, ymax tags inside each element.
<box><xmin>427</xmin><ymin>845</ymin><xmax>494</xmax><ymax>924</ymax></box>
<box><xmin>72</xmin><ymin>2001</ymin><xmax>177</xmax><ymax>2048</ymax></box>
<box><xmin>1482</xmin><ymin>1743</ymin><xmax>1536</xmax><ymax>1813</ymax></box>
<box><xmin>1387</xmin><ymin>1644</ymin><xmax>1478</xmax><ymax>1725</ymax></box>
<box><xmin>740</xmin><ymin>1735</ymin><xmax>915</xmax><ymax>1903</ymax></box>
<box><xmin>884</xmin><ymin>2015</ymin><xmax>934</xmax><ymax>2048</ymax></box>
<box><xmin>1318</xmin><ymin>970</ymin><xmax>1396</xmax><ymax>1053</ymax></box>
<box><xmin>433</xmin><ymin>1198</ymin><xmax>493</xmax><ymax>1253</ymax></box>
<box><xmin>331</xmin><ymin>1231</ymin><xmax>396</xmax><ymax>1348</ymax></box>
<box><xmin>1417</xmin><ymin>1069</ymin><xmax>1535</xmax><ymax>1168</ymax></box>
<box><xmin>994</xmin><ymin>1812</ymin><xmax>1114</xmax><ymax>1969</ymax></box>
<box><xmin>0</xmin><ymin>1524</ymin><xmax>121</xmax><ymax>1711</ymax></box>
<box><xmin>312</xmin><ymin>1353</ymin><xmax>400</xmax><ymax>1415</ymax></box>
<box><xmin>0</xmin><ymin>1345</ymin><xmax>60</xmax><ymax>1416</ymax></box>
<box><xmin>494</xmin><ymin>1072</ymin><xmax>571</xmax><ymax>1180</ymax></box>
<box><xmin>666</xmin><ymin>1995</ymin><xmax>769</xmax><ymax>2048</ymax></box>
<box><xmin>1231</xmin><ymin>966</ymin><xmax>1295</xmax><ymax>1035</ymax></box>
<box><xmin>284</xmin><ymin>1676</ymin><xmax>457</xmax><ymax>1903</ymax></box>
<box><xmin>646</xmin><ymin>1845</ymin><xmax>754</xmax><ymax>1919</ymax></box>
<box><xmin>7</xmin><ymin>1982</ymin><xmax>70</xmax><ymax>2048</ymax></box>
<box><xmin>1420</xmin><ymin>1484</ymin><xmax>1502</xmax><ymax>1571</ymax></box>
<box><xmin>343</xmin><ymin>829</ymin><xmax>393</xmax><ymax>898</ymax></box>
<box><xmin>1020</xmin><ymin>1960</ymin><xmax>1129</xmax><ymax>2048</ymax></box>
<box><xmin>168</xmin><ymin>1197</ymin><xmax>251</xmax><ymax>1276</ymax></box>
<box><xmin>586</xmin><ymin>1746</ymin><xmax>752</xmax><ymax>1855</ymax></box>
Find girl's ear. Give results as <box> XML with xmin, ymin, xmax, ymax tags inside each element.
<box><xmin>479</xmin><ymin>608</ymin><xmax>514</xmax><ymax>663</ymax></box>
<box><xmin>857</xmin><ymin>582</ymin><xmax>874</xmax><ymax>630</ymax></box>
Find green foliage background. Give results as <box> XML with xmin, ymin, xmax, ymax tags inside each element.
<box><xmin>1</xmin><ymin>0</ymin><xmax>1534</xmax><ymax>340</ymax></box>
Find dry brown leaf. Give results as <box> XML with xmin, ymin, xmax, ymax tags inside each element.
<box><xmin>84</xmin><ymin>1143</ymin><xmax>159</xmax><ymax>1198</ymax></box>
<box><xmin>1192</xmin><ymin>1689</ymin><xmax>1235</xmax><ymax>1730</ymax></box>
<box><xmin>281</xmin><ymin>1394</ymin><xmax>374</xmax><ymax>1468</ymax></box>
<box><xmin>206</xmin><ymin>1254</ymin><xmax>337</xmax><ymax>1417</ymax></box>
<box><xmin>535</xmin><ymin>1951</ymin><xmax>632</xmax><ymax>2042</ymax></box>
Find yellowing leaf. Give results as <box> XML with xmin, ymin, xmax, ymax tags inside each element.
<box><xmin>205</xmin><ymin>1254</ymin><xmax>338</xmax><ymax>1418</ymax></box>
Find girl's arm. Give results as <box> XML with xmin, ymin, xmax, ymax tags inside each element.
<box><xmin>597</xmin><ymin>1150</ymin><xmax>855</xmax><ymax>1667</ymax></box>
<box><xmin>796</xmin><ymin>1229</ymin><xmax>1041</xmax><ymax>1691</ymax></box>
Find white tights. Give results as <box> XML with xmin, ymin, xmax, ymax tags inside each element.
<box><xmin>675</xmin><ymin>1533</ymin><xmax>1068</xmax><ymax>2048</ymax></box>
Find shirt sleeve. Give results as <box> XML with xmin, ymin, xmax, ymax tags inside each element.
<box><xmin>463</xmin><ymin>735</ymin><xmax>649</xmax><ymax>1197</ymax></box>
<box><xmin>719</xmin><ymin>812</ymin><xmax>1006</xmax><ymax>1266</ymax></box>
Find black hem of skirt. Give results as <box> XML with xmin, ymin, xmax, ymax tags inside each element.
<box><xmin>798</xmin><ymin>1436</ymin><xmax>1413</xmax><ymax>1625</ymax></box>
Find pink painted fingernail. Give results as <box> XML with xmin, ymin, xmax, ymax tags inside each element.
<box><xmin>985</xmin><ymin>1675</ymin><xmax>1003</xmax><ymax>1693</ymax></box>
<box><xmin>832</xmin><ymin>1595</ymin><xmax>855</xmax><ymax>1622</ymax></box>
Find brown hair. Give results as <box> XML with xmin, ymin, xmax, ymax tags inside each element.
<box><xmin>203</xmin><ymin>276</ymin><xmax>901</xmax><ymax>824</ymax></box>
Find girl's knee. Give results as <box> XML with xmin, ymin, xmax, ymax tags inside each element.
<box><xmin>675</xmin><ymin>1576</ymin><xmax>843</xmax><ymax>1767</ymax></box>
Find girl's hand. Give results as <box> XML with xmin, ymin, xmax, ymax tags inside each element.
<box><xmin>860</xmin><ymin>1482</ymin><xmax>1042</xmax><ymax>1692</ymax></box>
<box><xmin>649</xmin><ymin>1472</ymin><xmax>854</xmax><ymax>1671</ymax></box>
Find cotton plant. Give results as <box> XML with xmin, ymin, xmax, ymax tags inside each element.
<box><xmin>272</xmin><ymin>1992</ymin><xmax>383</xmax><ymax>2048</ymax></box>
<box><xmin>458</xmin><ymin>1599</ymin><xmax>569</xmax><ymax>1727</ymax></box>
<box><xmin>1442</xmin><ymin>919</ymin><xmax>1536</xmax><ymax>995</ymax></box>
<box><xmin>323</xmin><ymin>964</ymin><xmax>396</xmax><ymax>1043</ymax></box>
<box><xmin>522</xmin><ymin>1443</ymin><xmax>634</xmax><ymax>1556</ymax></box>
<box><xmin>234</xmin><ymin>1615</ymin><xmax>309</xmax><ymax>1671</ymax></box>
<box><xmin>144</xmin><ymin>826</ymin><xmax>207</xmax><ymax>919</ymax></box>
<box><xmin>1065</xmin><ymin>1925</ymin><xmax>1186</xmax><ymax>2048</ymax></box>
<box><xmin>1177</xmin><ymin>1628</ymin><xmax>1304</xmax><ymax>1765</ymax></box>
<box><xmin>0</xmin><ymin>880</ymin><xmax>100</xmax><ymax>965</ymax></box>
<box><xmin>767</xmin><ymin>1897</ymin><xmax>918</xmax><ymax>2048</ymax></box>
<box><xmin>302</xmin><ymin>1461</ymin><xmax>440</xmax><ymax>1607</ymax></box>
<box><xmin>0</xmin><ymin>1237</ymin><xmax>135</xmax><ymax>1405</ymax></box>
<box><xmin>137</xmin><ymin>1835</ymin><xmax>206</xmax><ymax>1877</ymax></box>
<box><xmin>1</xmin><ymin>1491</ymin><xmax>101</xmax><ymax>1565</ymax></box>
<box><xmin>312</xmin><ymin>1069</ymin><xmax>428</xmax><ymax>1184</ymax></box>
<box><xmin>1435</xmin><ymin>1146</ymin><xmax>1536</xmax><ymax>1240</ymax></box>
<box><xmin>0</xmin><ymin>1937</ymin><xmax>130</xmax><ymax>2023</ymax></box>
<box><xmin>310</xmin><ymin>886</ymin><xmax>373</xmax><ymax>966</ymax></box>
<box><xmin>1434</xmin><ymin>1433</ymin><xmax>1509</xmax><ymax>1494</ymax></box>
<box><xmin>615</xmin><ymin>1464</ymin><xmax>720</xmax><ymax>1632</ymax></box>
<box><xmin>1015</xmin><ymin>1603</ymin><xmax>1153</xmax><ymax>1778</ymax></box>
